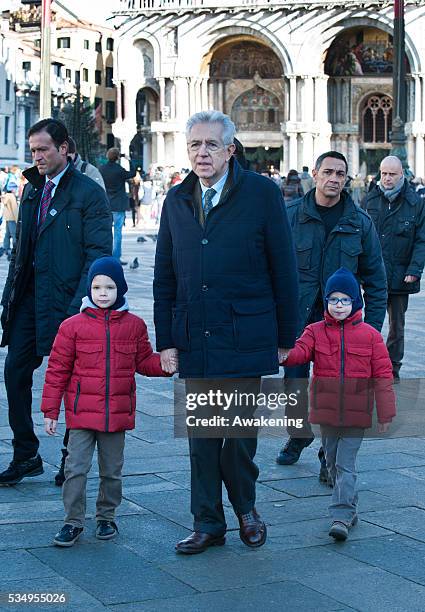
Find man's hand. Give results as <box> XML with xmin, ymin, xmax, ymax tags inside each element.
<box><xmin>377</xmin><ymin>422</ymin><xmax>390</xmax><ymax>434</ymax></box>
<box><xmin>278</xmin><ymin>347</ymin><xmax>291</xmax><ymax>363</ymax></box>
<box><xmin>404</xmin><ymin>275</ymin><xmax>419</xmax><ymax>283</ymax></box>
<box><xmin>44</xmin><ymin>418</ymin><xmax>57</xmax><ymax>435</ymax></box>
<box><xmin>160</xmin><ymin>348</ymin><xmax>179</xmax><ymax>374</ymax></box>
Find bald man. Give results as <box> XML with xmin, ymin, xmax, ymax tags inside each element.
<box><xmin>364</xmin><ymin>155</ymin><xmax>425</xmax><ymax>381</ymax></box>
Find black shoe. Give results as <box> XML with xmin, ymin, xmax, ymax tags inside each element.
<box><xmin>276</xmin><ymin>437</ymin><xmax>314</xmax><ymax>465</ymax></box>
<box><xmin>0</xmin><ymin>455</ymin><xmax>43</xmax><ymax>485</ymax></box>
<box><xmin>54</xmin><ymin>448</ymin><xmax>68</xmax><ymax>487</ymax></box>
<box><xmin>96</xmin><ymin>520</ymin><xmax>119</xmax><ymax>540</ymax></box>
<box><xmin>53</xmin><ymin>524</ymin><xmax>83</xmax><ymax>547</ymax></box>
<box><xmin>129</xmin><ymin>257</ymin><xmax>139</xmax><ymax>269</ymax></box>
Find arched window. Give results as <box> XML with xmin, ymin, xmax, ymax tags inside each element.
<box><xmin>231</xmin><ymin>86</ymin><xmax>282</xmax><ymax>131</ymax></box>
<box><xmin>361</xmin><ymin>95</ymin><xmax>392</xmax><ymax>144</ymax></box>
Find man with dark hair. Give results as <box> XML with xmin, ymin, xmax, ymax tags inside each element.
<box><xmin>364</xmin><ymin>155</ymin><xmax>425</xmax><ymax>382</ymax></box>
<box><xmin>100</xmin><ymin>148</ymin><xmax>136</xmax><ymax>265</ymax></box>
<box><xmin>0</xmin><ymin>118</ymin><xmax>112</xmax><ymax>485</ymax></box>
<box><xmin>276</xmin><ymin>150</ymin><xmax>387</xmax><ymax>475</ymax></box>
<box><xmin>67</xmin><ymin>137</ymin><xmax>105</xmax><ymax>190</ymax></box>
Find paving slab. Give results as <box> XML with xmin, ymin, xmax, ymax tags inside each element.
<box><xmin>31</xmin><ymin>542</ymin><xmax>195</xmax><ymax>605</ymax></box>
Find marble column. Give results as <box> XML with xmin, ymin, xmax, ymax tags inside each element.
<box><xmin>201</xmin><ymin>78</ymin><xmax>208</xmax><ymax>110</ymax></box>
<box><xmin>283</xmin><ymin>134</ymin><xmax>289</xmax><ymax>175</ymax></box>
<box><xmin>288</xmin><ymin>75</ymin><xmax>297</xmax><ymax>122</ymax></box>
<box><xmin>170</xmin><ymin>78</ymin><xmax>176</xmax><ymax>120</ymax></box>
<box><xmin>175</xmin><ymin>77</ymin><xmax>189</xmax><ymax>120</ymax></box>
<box><xmin>302</xmin><ymin>76</ymin><xmax>314</xmax><ymax>124</ymax></box>
<box><xmin>407</xmin><ymin>136</ymin><xmax>415</xmax><ymax>170</ymax></box>
<box><xmin>289</xmin><ymin>133</ymin><xmax>298</xmax><ymax>170</ymax></box>
<box><xmin>415</xmin><ymin>134</ymin><xmax>425</xmax><ymax>177</ymax></box>
<box><xmin>159</xmin><ymin>77</ymin><xmax>165</xmax><ymax>118</ymax></box>
<box><xmin>156</xmin><ymin>131</ymin><xmax>165</xmax><ymax>165</ymax></box>
<box><xmin>413</xmin><ymin>74</ymin><xmax>421</xmax><ymax>124</ymax></box>
<box><xmin>340</xmin><ymin>134</ymin><xmax>348</xmax><ymax>159</ymax></box>
<box><xmin>208</xmin><ymin>80</ymin><xmax>214</xmax><ymax>109</ymax></box>
<box><xmin>422</xmin><ymin>74</ymin><xmax>425</xmax><ymax>123</ymax></box>
<box><xmin>314</xmin><ymin>75</ymin><xmax>329</xmax><ymax>123</ymax></box>
<box><xmin>189</xmin><ymin>77</ymin><xmax>196</xmax><ymax>115</ymax></box>
<box><xmin>349</xmin><ymin>134</ymin><xmax>360</xmax><ymax>175</ymax></box>
<box><xmin>301</xmin><ymin>133</ymin><xmax>314</xmax><ymax>168</ymax></box>
<box><xmin>217</xmin><ymin>81</ymin><xmax>224</xmax><ymax>112</ymax></box>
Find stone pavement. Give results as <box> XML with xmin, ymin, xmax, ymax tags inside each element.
<box><xmin>1</xmin><ymin>226</ymin><xmax>425</xmax><ymax>611</ymax></box>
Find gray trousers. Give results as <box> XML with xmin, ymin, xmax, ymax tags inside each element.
<box><xmin>387</xmin><ymin>293</ymin><xmax>409</xmax><ymax>376</ymax></box>
<box><xmin>321</xmin><ymin>427</ymin><xmax>363</xmax><ymax>524</ymax></box>
<box><xmin>62</xmin><ymin>429</ymin><xmax>125</xmax><ymax>528</ymax></box>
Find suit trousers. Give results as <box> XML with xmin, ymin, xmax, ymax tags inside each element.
<box><xmin>62</xmin><ymin>429</ymin><xmax>125</xmax><ymax>528</ymax></box>
<box><xmin>386</xmin><ymin>293</ymin><xmax>409</xmax><ymax>375</ymax></box>
<box><xmin>186</xmin><ymin>379</ymin><xmax>261</xmax><ymax>536</ymax></box>
<box><xmin>4</xmin><ymin>291</ymin><xmax>43</xmax><ymax>461</ymax></box>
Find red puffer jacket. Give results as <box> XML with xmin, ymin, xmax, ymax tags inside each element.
<box><xmin>41</xmin><ymin>307</ymin><xmax>169</xmax><ymax>432</ymax></box>
<box><xmin>284</xmin><ymin>310</ymin><xmax>396</xmax><ymax>428</ymax></box>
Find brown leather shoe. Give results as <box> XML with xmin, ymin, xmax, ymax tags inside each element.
<box><xmin>175</xmin><ymin>531</ymin><xmax>226</xmax><ymax>555</ymax></box>
<box><xmin>237</xmin><ymin>508</ymin><xmax>267</xmax><ymax>548</ymax></box>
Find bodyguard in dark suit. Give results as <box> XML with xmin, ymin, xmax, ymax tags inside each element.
<box><xmin>364</xmin><ymin>155</ymin><xmax>425</xmax><ymax>381</ymax></box>
<box><xmin>154</xmin><ymin>110</ymin><xmax>299</xmax><ymax>553</ymax></box>
<box><xmin>0</xmin><ymin>119</ymin><xmax>112</xmax><ymax>485</ymax></box>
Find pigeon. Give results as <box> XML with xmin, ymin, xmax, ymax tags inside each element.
<box><xmin>137</xmin><ymin>236</ymin><xmax>147</xmax><ymax>243</ymax></box>
<box><xmin>130</xmin><ymin>257</ymin><xmax>139</xmax><ymax>270</ymax></box>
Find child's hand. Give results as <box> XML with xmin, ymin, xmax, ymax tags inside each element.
<box><xmin>377</xmin><ymin>422</ymin><xmax>390</xmax><ymax>434</ymax></box>
<box><xmin>44</xmin><ymin>418</ymin><xmax>58</xmax><ymax>436</ymax></box>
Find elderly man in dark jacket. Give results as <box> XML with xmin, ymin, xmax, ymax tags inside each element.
<box><xmin>0</xmin><ymin>118</ymin><xmax>112</xmax><ymax>485</ymax></box>
<box><xmin>99</xmin><ymin>148</ymin><xmax>135</xmax><ymax>265</ymax></box>
<box><xmin>154</xmin><ymin>110</ymin><xmax>299</xmax><ymax>554</ymax></box>
<box><xmin>277</xmin><ymin>151</ymin><xmax>387</xmax><ymax>473</ymax></box>
<box><xmin>363</xmin><ymin>155</ymin><xmax>425</xmax><ymax>382</ymax></box>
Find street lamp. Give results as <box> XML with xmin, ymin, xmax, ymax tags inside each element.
<box><xmin>40</xmin><ymin>0</ymin><xmax>51</xmax><ymax>118</ymax></box>
<box><xmin>391</xmin><ymin>0</ymin><xmax>411</xmax><ymax>174</ymax></box>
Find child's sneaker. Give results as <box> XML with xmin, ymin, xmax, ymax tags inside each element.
<box><xmin>96</xmin><ymin>520</ymin><xmax>119</xmax><ymax>540</ymax></box>
<box><xmin>53</xmin><ymin>524</ymin><xmax>83</xmax><ymax>547</ymax></box>
<box><xmin>329</xmin><ymin>521</ymin><xmax>349</xmax><ymax>541</ymax></box>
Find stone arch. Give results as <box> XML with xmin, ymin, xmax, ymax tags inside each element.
<box><xmin>200</xmin><ymin>26</ymin><xmax>292</xmax><ymax>76</ymax></box>
<box><xmin>133</xmin><ymin>40</ymin><xmax>155</xmax><ymax>80</ymax></box>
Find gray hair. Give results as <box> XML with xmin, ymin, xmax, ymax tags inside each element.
<box><xmin>186</xmin><ymin>110</ymin><xmax>236</xmax><ymax>146</ymax></box>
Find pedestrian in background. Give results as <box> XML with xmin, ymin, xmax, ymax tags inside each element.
<box><xmin>282</xmin><ymin>169</ymin><xmax>304</xmax><ymax>203</ymax></box>
<box><xmin>41</xmin><ymin>257</ymin><xmax>173</xmax><ymax>547</ymax></box>
<box><xmin>100</xmin><ymin>148</ymin><xmax>136</xmax><ymax>266</ymax></box>
<box><xmin>67</xmin><ymin>137</ymin><xmax>105</xmax><ymax>190</ymax></box>
<box><xmin>300</xmin><ymin>166</ymin><xmax>315</xmax><ymax>194</ymax></box>
<box><xmin>1</xmin><ymin>189</ymin><xmax>18</xmax><ymax>259</ymax></box>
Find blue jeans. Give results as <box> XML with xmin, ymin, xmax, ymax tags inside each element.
<box><xmin>3</xmin><ymin>220</ymin><xmax>17</xmax><ymax>252</ymax></box>
<box><xmin>112</xmin><ymin>212</ymin><xmax>126</xmax><ymax>260</ymax></box>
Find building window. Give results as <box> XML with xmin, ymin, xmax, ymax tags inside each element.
<box><xmin>94</xmin><ymin>97</ymin><xmax>102</xmax><ymax>110</ymax></box>
<box><xmin>105</xmin><ymin>67</ymin><xmax>114</xmax><ymax>88</ymax></box>
<box><xmin>66</xmin><ymin>68</ymin><xmax>71</xmax><ymax>80</ymax></box>
<box><xmin>34</xmin><ymin>39</ymin><xmax>41</xmax><ymax>48</ymax></box>
<box><xmin>106</xmin><ymin>37</ymin><xmax>114</xmax><ymax>51</ymax></box>
<box><xmin>95</xmin><ymin>41</ymin><xmax>102</xmax><ymax>53</ymax></box>
<box><xmin>107</xmin><ymin>133</ymin><xmax>115</xmax><ymax>148</ymax></box>
<box><xmin>84</xmin><ymin>40</ymin><xmax>89</xmax><ymax>50</ymax></box>
<box><xmin>105</xmin><ymin>100</ymin><xmax>116</xmax><ymax>123</ymax></box>
<box><xmin>22</xmin><ymin>61</ymin><xmax>31</xmax><ymax>72</ymax></box>
<box><xmin>95</xmin><ymin>70</ymin><xmax>102</xmax><ymax>85</ymax></box>
<box><xmin>5</xmin><ymin>79</ymin><xmax>11</xmax><ymax>101</ymax></box>
<box><xmin>4</xmin><ymin>116</ymin><xmax>9</xmax><ymax>145</ymax></box>
<box><xmin>53</xmin><ymin>64</ymin><xmax>62</xmax><ymax>77</ymax></box>
<box><xmin>83</xmin><ymin>68</ymin><xmax>89</xmax><ymax>82</ymax></box>
<box><xmin>362</xmin><ymin>94</ymin><xmax>392</xmax><ymax>144</ymax></box>
<box><xmin>57</xmin><ymin>37</ymin><xmax>71</xmax><ymax>49</ymax></box>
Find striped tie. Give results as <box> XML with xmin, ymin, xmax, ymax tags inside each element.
<box><xmin>203</xmin><ymin>188</ymin><xmax>216</xmax><ymax>217</ymax></box>
<box><xmin>38</xmin><ymin>180</ymin><xmax>55</xmax><ymax>230</ymax></box>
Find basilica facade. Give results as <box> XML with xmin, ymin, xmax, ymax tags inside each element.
<box><xmin>110</xmin><ymin>0</ymin><xmax>425</xmax><ymax>177</ymax></box>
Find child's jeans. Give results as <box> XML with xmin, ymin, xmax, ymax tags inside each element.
<box><xmin>320</xmin><ymin>426</ymin><xmax>364</xmax><ymax>525</ymax></box>
<box><xmin>62</xmin><ymin>429</ymin><xmax>125</xmax><ymax>529</ymax></box>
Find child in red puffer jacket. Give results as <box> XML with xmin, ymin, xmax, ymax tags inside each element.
<box><xmin>282</xmin><ymin>267</ymin><xmax>395</xmax><ymax>542</ymax></box>
<box><xmin>41</xmin><ymin>257</ymin><xmax>176</xmax><ymax>548</ymax></box>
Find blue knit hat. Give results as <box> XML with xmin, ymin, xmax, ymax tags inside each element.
<box><xmin>324</xmin><ymin>267</ymin><xmax>363</xmax><ymax>315</ymax></box>
<box><xmin>87</xmin><ymin>256</ymin><xmax>128</xmax><ymax>310</ymax></box>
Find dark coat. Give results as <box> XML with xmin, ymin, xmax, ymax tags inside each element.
<box><xmin>41</xmin><ymin>307</ymin><xmax>167</xmax><ymax>432</ymax></box>
<box><xmin>153</xmin><ymin>158</ymin><xmax>299</xmax><ymax>378</ymax></box>
<box><xmin>1</xmin><ymin>162</ymin><xmax>112</xmax><ymax>355</ymax></box>
<box><xmin>285</xmin><ymin>310</ymin><xmax>395</xmax><ymax>428</ymax></box>
<box><xmin>99</xmin><ymin>160</ymin><xmax>136</xmax><ymax>212</ymax></box>
<box><xmin>363</xmin><ymin>181</ymin><xmax>425</xmax><ymax>294</ymax></box>
<box><xmin>286</xmin><ymin>189</ymin><xmax>387</xmax><ymax>333</ymax></box>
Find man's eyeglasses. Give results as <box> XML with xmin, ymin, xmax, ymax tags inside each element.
<box><xmin>187</xmin><ymin>141</ymin><xmax>224</xmax><ymax>153</ymax></box>
<box><xmin>326</xmin><ymin>297</ymin><xmax>353</xmax><ymax>306</ymax></box>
